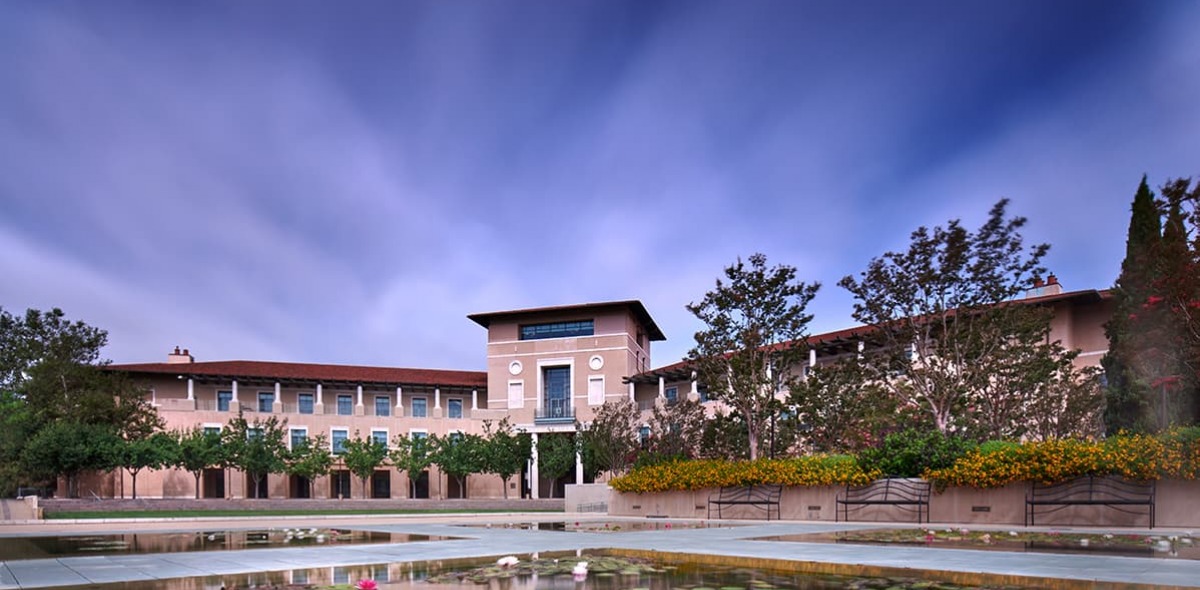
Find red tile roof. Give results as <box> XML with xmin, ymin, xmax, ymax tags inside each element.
<box><xmin>109</xmin><ymin>360</ymin><xmax>487</xmax><ymax>388</ymax></box>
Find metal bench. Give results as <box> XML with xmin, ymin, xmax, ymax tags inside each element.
<box><xmin>707</xmin><ymin>484</ymin><xmax>782</xmax><ymax>520</ymax></box>
<box><xmin>837</xmin><ymin>478</ymin><xmax>931</xmax><ymax>523</ymax></box>
<box><xmin>1026</xmin><ymin>475</ymin><xmax>1155</xmax><ymax>528</ymax></box>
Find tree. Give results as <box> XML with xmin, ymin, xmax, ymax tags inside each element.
<box><xmin>787</xmin><ymin>358</ymin><xmax>896</xmax><ymax>453</ymax></box>
<box><xmin>1103</xmin><ymin>176</ymin><xmax>1162</xmax><ymax>432</ymax></box>
<box><xmin>838</xmin><ymin>199</ymin><xmax>1083</xmax><ymax>436</ymax></box>
<box><xmin>21</xmin><ymin>421</ymin><xmax>122</xmax><ymax>498</ymax></box>
<box><xmin>175</xmin><ymin>427</ymin><xmax>225</xmax><ymax>499</ymax></box>
<box><xmin>341</xmin><ymin>432</ymin><xmax>388</xmax><ymax>499</ymax></box>
<box><xmin>647</xmin><ymin>398</ymin><xmax>707</xmax><ymax>459</ymax></box>
<box><xmin>389</xmin><ymin>434</ymin><xmax>435</xmax><ymax>498</ymax></box>
<box><xmin>285</xmin><ymin>433</ymin><xmax>333</xmax><ymax>499</ymax></box>
<box><xmin>697</xmin><ymin>411</ymin><xmax>748</xmax><ymax>460</ymax></box>
<box><xmin>577</xmin><ymin>400</ymin><xmax>639</xmax><ymax>480</ymax></box>
<box><xmin>433</xmin><ymin>432</ymin><xmax>486</xmax><ymax>499</ymax></box>
<box><xmin>222</xmin><ymin>411</ymin><xmax>288</xmax><ymax>499</ymax></box>
<box><xmin>536</xmin><ymin>433</ymin><xmax>577</xmax><ymax>498</ymax></box>
<box><xmin>121</xmin><ymin>431</ymin><xmax>179</xmax><ymax>499</ymax></box>
<box><xmin>687</xmin><ymin>253</ymin><xmax>820</xmax><ymax>459</ymax></box>
<box><xmin>0</xmin><ymin>390</ymin><xmax>36</xmax><ymax>497</ymax></box>
<box><xmin>480</xmin><ymin>418</ymin><xmax>530</xmax><ymax>498</ymax></box>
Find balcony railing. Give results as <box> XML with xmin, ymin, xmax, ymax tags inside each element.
<box><xmin>535</xmin><ymin>399</ymin><xmax>575</xmax><ymax>424</ymax></box>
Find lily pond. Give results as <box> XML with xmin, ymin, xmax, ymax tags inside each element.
<box><xmin>460</xmin><ymin>521</ymin><xmax>740</xmax><ymax>533</ymax></box>
<box><xmin>755</xmin><ymin>527</ymin><xmax>1200</xmax><ymax>560</ymax></box>
<box><xmin>48</xmin><ymin>551</ymin><xmax>1044</xmax><ymax>590</ymax></box>
<box><xmin>0</xmin><ymin>528</ymin><xmax>454</xmax><ymax>560</ymax></box>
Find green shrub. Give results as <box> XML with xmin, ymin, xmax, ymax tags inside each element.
<box><xmin>857</xmin><ymin>429</ymin><xmax>976</xmax><ymax>478</ymax></box>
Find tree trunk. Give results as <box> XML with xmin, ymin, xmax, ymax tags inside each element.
<box><xmin>193</xmin><ymin>472</ymin><xmax>201</xmax><ymax>499</ymax></box>
<box><xmin>501</xmin><ymin>476</ymin><xmax>509</xmax><ymax>499</ymax></box>
<box><xmin>131</xmin><ymin>471</ymin><xmax>139</xmax><ymax>500</ymax></box>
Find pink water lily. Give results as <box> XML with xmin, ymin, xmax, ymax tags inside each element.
<box><xmin>356</xmin><ymin>580</ymin><xmax>378</xmax><ymax>590</ymax></box>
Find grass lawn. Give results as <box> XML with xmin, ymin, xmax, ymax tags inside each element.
<box><xmin>45</xmin><ymin>508</ymin><xmax>563</xmax><ymax>519</ymax></box>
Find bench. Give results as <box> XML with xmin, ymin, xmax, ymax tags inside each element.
<box><xmin>1026</xmin><ymin>475</ymin><xmax>1155</xmax><ymax>528</ymax></box>
<box><xmin>836</xmin><ymin>478</ymin><xmax>931</xmax><ymax>523</ymax></box>
<box><xmin>707</xmin><ymin>485</ymin><xmax>782</xmax><ymax>520</ymax></box>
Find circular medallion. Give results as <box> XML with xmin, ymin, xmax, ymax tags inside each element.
<box><xmin>508</xmin><ymin>360</ymin><xmax>523</xmax><ymax>375</ymax></box>
<box><xmin>589</xmin><ymin>355</ymin><xmax>604</xmax><ymax>371</ymax></box>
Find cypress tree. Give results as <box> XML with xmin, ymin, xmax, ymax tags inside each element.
<box><xmin>1102</xmin><ymin>176</ymin><xmax>1161</xmax><ymax>433</ymax></box>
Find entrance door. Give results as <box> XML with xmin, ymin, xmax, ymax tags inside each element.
<box><xmin>371</xmin><ymin>471</ymin><xmax>390</xmax><ymax>499</ymax></box>
<box><xmin>290</xmin><ymin>475</ymin><xmax>311</xmax><ymax>498</ymax></box>
<box><xmin>331</xmin><ymin>470</ymin><xmax>351</xmax><ymax>499</ymax></box>
<box><xmin>410</xmin><ymin>470</ymin><xmax>430</xmax><ymax>499</ymax></box>
<box><xmin>202</xmin><ymin>468</ymin><xmax>225</xmax><ymax>498</ymax></box>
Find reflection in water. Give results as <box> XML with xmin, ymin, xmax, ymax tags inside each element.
<box><xmin>461</xmin><ymin>521</ymin><xmax>739</xmax><ymax>533</ymax></box>
<box><xmin>0</xmin><ymin>529</ymin><xmax>453</xmax><ymax>561</ymax></box>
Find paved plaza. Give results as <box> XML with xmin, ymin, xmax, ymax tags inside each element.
<box><xmin>2</xmin><ymin>513</ymin><xmax>1198</xmax><ymax>589</ymax></box>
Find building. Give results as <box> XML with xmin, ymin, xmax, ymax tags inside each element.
<box><xmin>103</xmin><ymin>279</ymin><xmax>1112</xmax><ymax>500</ymax></box>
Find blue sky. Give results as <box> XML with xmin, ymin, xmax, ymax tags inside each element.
<box><xmin>1</xmin><ymin>1</ymin><xmax>1198</xmax><ymax>371</ymax></box>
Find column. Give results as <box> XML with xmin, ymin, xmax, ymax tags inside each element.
<box><xmin>689</xmin><ymin>378</ymin><xmax>699</xmax><ymax>402</ymax></box>
<box><xmin>186</xmin><ymin>378</ymin><xmax>194</xmax><ymax>400</ymax></box>
<box><xmin>628</xmin><ymin>381</ymin><xmax>635</xmax><ymax>401</ymax></box>
<box><xmin>658</xmin><ymin>377</ymin><xmax>665</xmax><ymax>400</ymax></box>
<box><xmin>574</xmin><ymin>445</ymin><xmax>584</xmax><ymax>485</ymax></box>
<box><xmin>857</xmin><ymin>340</ymin><xmax>865</xmax><ymax>359</ymax></box>
<box><xmin>809</xmin><ymin>348</ymin><xmax>817</xmax><ymax>369</ymax></box>
<box><xmin>530</xmin><ymin>432</ymin><xmax>540</xmax><ymax>500</ymax></box>
<box><xmin>395</xmin><ymin>386</ymin><xmax>404</xmax><ymax>417</ymax></box>
<box><xmin>230</xmin><ymin>380</ymin><xmax>240</xmax><ymax>412</ymax></box>
<box><xmin>315</xmin><ymin>383</ymin><xmax>324</xmax><ymax>413</ymax></box>
<box><xmin>273</xmin><ymin>382</ymin><xmax>283</xmax><ymax>412</ymax></box>
<box><xmin>356</xmin><ymin>385</ymin><xmax>364</xmax><ymax>406</ymax></box>
<box><xmin>471</xmin><ymin>389</ymin><xmax>478</xmax><ymax>411</ymax></box>
<box><xmin>434</xmin><ymin>387</ymin><xmax>441</xmax><ymax>409</ymax></box>
<box><xmin>231</xmin><ymin>380</ymin><xmax>239</xmax><ymax>402</ymax></box>
<box><xmin>355</xmin><ymin>385</ymin><xmax>365</xmax><ymax>416</ymax></box>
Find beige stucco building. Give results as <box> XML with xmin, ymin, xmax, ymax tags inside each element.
<box><xmin>101</xmin><ymin>280</ymin><xmax>1112</xmax><ymax>501</ymax></box>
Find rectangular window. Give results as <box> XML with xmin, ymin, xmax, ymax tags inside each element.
<box><xmin>448</xmin><ymin>398</ymin><xmax>462</xmax><ymax>419</ymax></box>
<box><xmin>374</xmin><ymin>396</ymin><xmax>391</xmax><ymax>417</ymax></box>
<box><xmin>298</xmin><ymin>393</ymin><xmax>314</xmax><ymax>414</ymax></box>
<box><xmin>411</xmin><ymin>430</ymin><xmax>428</xmax><ymax>440</ymax></box>
<box><xmin>519</xmin><ymin>320</ymin><xmax>594</xmax><ymax>341</ymax></box>
<box><xmin>290</xmin><ymin>428</ymin><xmax>307</xmax><ymax>449</ymax></box>
<box><xmin>337</xmin><ymin>394</ymin><xmax>352</xmax><ymax>416</ymax></box>
<box><xmin>665</xmin><ymin>386</ymin><xmax>678</xmax><ymax>403</ymax></box>
<box><xmin>203</xmin><ymin>426</ymin><xmax>221</xmax><ymax>436</ymax></box>
<box><xmin>248</xmin><ymin>427</ymin><xmax>262</xmax><ymax>440</ymax></box>
<box><xmin>332</xmin><ymin>429</ymin><xmax>348</xmax><ymax>454</ymax></box>
<box><xmin>588</xmin><ymin>376</ymin><xmax>605</xmax><ymax>405</ymax></box>
<box><xmin>411</xmin><ymin>397</ymin><xmax>427</xmax><ymax>418</ymax></box>
<box><xmin>507</xmin><ymin>381</ymin><xmax>524</xmax><ymax>409</ymax></box>
<box><xmin>543</xmin><ymin>366</ymin><xmax>570</xmax><ymax>418</ymax></box>
<box><xmin>217</xmin><ymin>391</ymin><xmax>232</xmax><ymax>412</ymax></box>
<box><xmin>371</xmin><ymin>430</ymin><xmax>388</xmax><ymax>448</ymax></box>
<box><xmin>258</xmin><ymin>391</ymin><xmax>274</xmax><ymax>413</ymax></box>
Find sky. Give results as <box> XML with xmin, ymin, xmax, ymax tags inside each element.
<box><xmin>1</xmin><ymin>1</ymin><xmax>1198</xmax><ymax>372</ymax></box>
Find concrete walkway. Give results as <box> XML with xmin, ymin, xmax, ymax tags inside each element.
<box><xmin>2</xmin><ymin>514</ymin><xmax>1198</xmax><ymax>589</ymax></box>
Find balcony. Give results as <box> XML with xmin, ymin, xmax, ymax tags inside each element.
<box><xmin>535</xmin><ymin>399</ymin><xmax>575</xmax><ymax>424</ymax></box>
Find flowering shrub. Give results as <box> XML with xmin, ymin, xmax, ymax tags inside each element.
<box><xmin>924</xmin><ymin>429</ymin><xmax>1200</xmax><ymax>488</ymax></box>
<box><xmin>608</xmin><ymin>455</ymin><xmax>877</xmax><ymax>493</ymax></box>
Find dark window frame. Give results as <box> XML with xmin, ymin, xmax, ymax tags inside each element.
<box><xmin>519</xmin><ymin>320</ymin><xmax>594</xmax><ymax>341</ymax></box>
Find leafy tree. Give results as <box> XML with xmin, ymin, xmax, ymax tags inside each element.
<box><xmin>341</xmin><ymin>432</ymin><xmax>389</xmax><ymax>499</ymax></box>
<box><xmin>1103</xmin><ymin>176</ymin><xmax>1162</xmax><ymax>432</ymax></box>
<box><xmin>687</xmin><ymin>253</ymin><xmax>820</xmax><ymax>459</ymax></box>
<box><xmin>697</xmin><ymin>411</ymin><xmax>748</xmax><ymax>460</ymax></box>
<box><xmin>285</xmin><ymin>433</ymin><xmax>332</xmax><ymax>499</ymax></box>
<box><xmin>0</xmin><ymin>390</ymin><xmax>36</xmax><ymax>497</ymax></box>
<box><xmin>21</xmin><ymin>421</ymin><xmax>122</xmax><ymax>498</ymax></box>
<box><xmin>175</xmin><ymin>427</ymin><xmax>225</xmax><ymax>499</ymax></box>
<box><xmin>433</xmin><ymin>432</ymin><xmax>486</xmax><ymax>499</ymax></box>
<box><xmin>647</xmin><ymin>398</ymin><xmax>707</xmax><ymax>459</ymax></box>
<box><xmin>857</xmin><ymin>428</ymin><xmax>976</xmax><ymax>478</ymax></box>
<box><xmin>121</xmin><ymin>431</ymin><xmax>179</xmax><ymax>499</ymax></box>
<box><xmin>480</xmin><ymin>418</ymin><xmax>530</xmax><ymax>498</ymax></box>
<box><xmin>577</xmin><ymin>400</ymin><xmax>639</xmax><ymax>480</ymax></box>
<box><xmin>838</xmin><ymin>200</ymin><xmax>1097</xmax><ymax>437</ymax></box>
<box><xmin>221</xmin><ymin>411</ymin><xmax>288</xmax><ymax>499</ymax></box>
<box><xmin>788</xmin><ymin>358</ymin><xmax>897</xmax><ymax>453</ymax></box>
<box><xmin>389</xmin><ymin>433</ymin><xmax>435</xmax><ymax>498</ymax></box>
<box><xmin>536</xmin><ymin>433</ymin><xmax>577</xmax><ymax>498</ymax></box>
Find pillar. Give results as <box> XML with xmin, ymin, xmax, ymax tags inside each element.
<box><xmin>628</xmin><ymin>381</ymin><xmax>635</xmax><ymax>402</ymax></box>
<box><xmin>575</xmin><ymin>444</ymin><xmax>584</xmax><ymax>485</ymax></box>
<box><xmin>273</xmin><ymin>382</ymin><xmax>283</xmax><ymax>412</ymax></box>
<box><xmin>231</xmin><ymin>380</ymin><xmax>239</xmax><ymax>402</ymax></box>
<box><xmin>434</xmin><ymin>387</ymin><xmax>441</xmax><ymax>409</ymax></box>
<box><xmin>395</xmin><ymin>386</ymin><xmax>404</xmax><ymax>416</ymax></box>
<box><xmin>658</xmin><ymin>377</ymin><xmax>665</xmax><ymax>400</ymax></box>
<box><xmin>472</xmin><ymin>389</ymin><xmax>478</xmax><ymax>411</ymax></box>
<box><xmin>356</xmin><ymin>385</ymin><xmax>364</xmax><ymax>406</ymax></box>
<box><xmin>187</xmin><ymin>378</ymin><xmax>194</xmax><ymax>400</ymax></box>
<box><xmin>809</xmin><ymin>348</ymin><xmax>817</xmax><ymax>370</ymax></box>
<box><xmin>530</xmin><ymin>432</ymin><xmax>540</xmax><ymax>500</ymax></box>
<box><xmin>315</xmin><ymin>383</ymin><xmax>324</xmax><ymax>413</ymax></box>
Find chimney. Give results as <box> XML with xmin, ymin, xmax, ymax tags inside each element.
<box><xmin>1044</xmin><ymin>273</ymin><xmax>1063</xmax><ymax>295</ymax></box>
<box><xmin>167</xmin><ymin>346</ymin><xmax>194</xmax><ymax>364</ymax></box>
<box><xmin>1025</xmin><ymin>274</ymin><xmax>1063</xmax><ymax>298</ymax></box>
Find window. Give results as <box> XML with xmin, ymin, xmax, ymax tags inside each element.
<box><xmin>411</xmin><ymin>397</ymin><xmax>427</xmax><ymax>418</ymax></box>
<box><xmin>665</xmin><ymin>386</ymin><xmax>678</xmax><ymax>404</ymax></box>
<box><xmin>371</xmin><ymin>430</ymin><xmax>388</xmax><ymax>448</ymax></box>
<box><xmin>507</xmin><ymin>381</ymin><xmax>524</xmax><ymax>409</ymax></box>
<box><xmin>203</xmin><ymin>426</ymin><xmax>221</xmax><ymax>437</ymax></box>
<box><xmin>248</xmin><ymin>427</ymin><xmax>262</xmax><ymax>440</ymax></box>
<box><xmin>290</xmin><ymin>428</ymin><xmax>307</xmax><ymax>449</ymax></box>
<box><xmin>519</xmin><ymin>320</ymin><xmax>593</xmax><ymax>341</ymax></box>
<box><xmin>411</xmin><ymin>430</ymin><xmax>428</xmax><ymax>440</ymax></box>
<box><xmin>448</xmin><ymin>398</ymin><xmax>462</xmax><ymax>419</ymax></box>
<box><xmin>298</xmin><ymin>393</ymin><xmax>314</xmax><ymax>414</ymax></box>
<box><xmin>638</xmin><ymin>426</ymin><xmax>651</xmax><ymax>448</ymax></box>
<box><xmin>258</xmin><ymin>392</ymin><xmax>274</xmax><ymax>413</ymax></box>
<box><xmin>543</xmin><ymin>366</ymin><xmax>570</xmax><ymax>418</ymax></box>
<box><xmin>587</xmin><ymin>376</ymin><xmax>604</xmax><ymax>405</ymax></box>
<box><xmin>374</xmin><ymin>395</ymin><xmax>391</xmax><ymax>417</ymax></box>
<box><xmin>217</xmin><ymin>391</ymin><xmax>232</xmax><ymax>412</ymax></box>
<box><xmin>337</xmin><ymin>394</ymin><xmax>352</xmax><ymax>416</ymax></box>
<box><xmin>332</xmin><ymin>429</ymin><xmax>348</xmax><ymax>454</ymax></box>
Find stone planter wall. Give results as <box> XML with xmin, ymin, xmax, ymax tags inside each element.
<box><xmin>610</xmin><ymin>479</ymin><xmax>1200</xmax><ymax>527</ymax></box>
